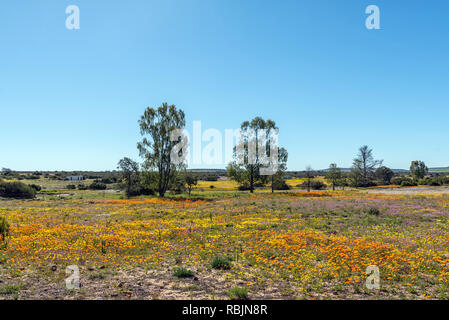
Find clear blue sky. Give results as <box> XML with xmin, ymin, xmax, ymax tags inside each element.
<box><xmin>1</xmin><ymin>0</ymin><xmax>448</xmax><ymax>171</ymax></box>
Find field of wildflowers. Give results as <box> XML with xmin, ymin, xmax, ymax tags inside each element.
<box><xmin>1</xmin><ymin>189</ymin><xmax>449</xmax><ymax>299</ymax></box>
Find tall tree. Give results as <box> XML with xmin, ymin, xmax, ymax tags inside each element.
<box><xmin>410</xmin><ymin>161</ymin><xmax>428</xmax><ymax>180</ymax></box>
<box><xmin>137</xmin><ymin>103</ymin><xmax>186</xmax><ymax>197</ymax></box>
<box><xmin>304</xmin><ymin>166</ymin><xmax>315</xmax><ymax>192</ymax></box>
<box><xmin>270</xmin><ymin>147</ymin><xmax>288</xmax><ymax>193</ymax></box>
<box><xmin>117</xmin><ymin>157</ymin><xmax>139</xmax><ymax>198</ymax></box>
<box><xmin>228</xmin><ymin>117</ymin><xmax>285</xmax><ymax>193</ymax></box>
<box><xmin>350</xmin><ymin>145</ymin><xmax>382</xmax><ymax>187</ymax></box>
<box><xmin>325</xmin><ymin>163</ymin><xmax>342</xmax><ymax>191</ymax></box>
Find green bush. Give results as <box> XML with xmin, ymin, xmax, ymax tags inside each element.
<box><xmin>210</xmin><ymin>256</ymin><xmax>231</xmax><ymax>270</ymax></box>
<box><xmin>366</xmin><ymin>207</ymin><xmax>380</xmax><ymax>216</ymax></box>
<box><xmin>272</xmin><ymin>179</ymin><xmax>290</xmax><ymax>190</ymax></box>
<box><xmin>238</xmin><ymin>183</ymin><xmax>251</xmax><ymax>191</ymax></box>
<box><xmin>0</xmin><ymin>182</ymin><xmax>36</xmax><ymax>199</ymax></box>
<box><xmin>0</xmin><ymin>284</ymin><xmax>22</xmax><ymax>295</ymax></box>
<box><xmin>400</xmin><ymin>180</ymin><xmax>418</xmax><ymax>187</ymax></box>
<box><xmin>66</xmin><ymin>184</ymin><xmax>76</xmax><ymax>190</ymax></box>
<box><xmin>418</xmin><ymin>178</ymin><xmax>430</xmax><ymax>185</ymax></box>
<box><xmin>228</xmin><ymin>287</ymin><xmax>249</xmax><ymax>300</ymax></box>
<box><xmin>391</xmin><ymin>176</ymin><xmax>408</xmax><ymax>185</ymax></box>
<box><xmin>88</xmin><ymin>182</ymin><xmax>107</xmax><ymax>190</ymax></box>
<box><xmin>173</xmin><ymin>267</ymin><xmax>194</xmax><ymax>278</ymax></box>
<box><xmin>204</xmin><ymin>175</ymin><xmax>219</xmax><ymax>181</ymax></box>
<box><xmin>298</xmin><ymin>181</ymin><xmax>326</xmax><ymax>190</ymax></box>
<box><xmin>429</xmin><ymin>179</ymin><xmax>442</xmax><ymax>186</ymax></box>
<box><xmin>28</xmin><ymin>184</ymin><xmax>42</xmax><ymax>192</ymax></box>
<box><xmin>127</xmin><ymin>185</ymin><xmax>155</xmax><ymax>197</ymax></box>
<box><xmin>311</xmin><ymin>181</ymin><xmax>326</xmax><ymax>190</ymax></box>
<box><xmin>100</xmin><ymin>177</ymin><xmax>117</xmax><ymax>184</ymax></box>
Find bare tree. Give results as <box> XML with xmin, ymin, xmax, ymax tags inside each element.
<box><xmin>351</xmin><ymin>145</ymin><xmax>382</xmax><ymax>187</ymax></box>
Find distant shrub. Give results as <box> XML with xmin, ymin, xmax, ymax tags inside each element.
<box><xmin>0</xmin><ymin>182</ymin><xmax>36</xmax><ymax>199</ymax></box>
<box><xmin>210</xmin><ymin>256</ymin><xmax>231</xmax><ymax>270</ymax></box>
<box><xmin>77</xmin><ymin>184</ymin><xmax>88</xmax><ymax>190</ymax></box>
<box><xmin>228</xmin><ymin>287</ymin><xmax>249</xmax><ymax>300</ymax></box>
<box><xmin>173</xmin><ymin>267</ymin><xmax>194</xmax><ymax>278</ymax></box>
<box><xmin>89</xmin><ymin>182</ymin><xmax>107</xmax><ymax>190</ymax></box>
<box><xmin>392</xmin><ymin>176</ymin><xmax>418</xmax><ymax>187</ymax></box>
<box><xmin>298</xmin><ymin>181</ymin><xmax>326</xmax><ymax>190</ymax></box>
<box><xmin>210</xmin><ymin>185</ymin><xmax>215</xmax><ymax>189</ymax></box>
<box><xmin>204</xmin><ymin>176</ymin><xmax>219</xmax><ymax>181</ymax></box>
<box><xmin>238</xmin><ymin>183</ymin><xmax>251</xmax><ymax>191</ymax></box>
<box><xmin>66</xmin><ymin>184</ymin><xmax>76</xmax><ymax>190</ymax></box>
<box><xmin>311</xmin><ymin>181</ymin><xmax>326</xmax><ymax>190</ymax></box>
<box><xmin>100</xmin><ymin>177</ymin><xmax>116</xmax><ymax>184</ymax></box>
<box><xmin>138</xmin><ymin>186</ymin><xmax>155</xmax><ymax>196</ymax></box>
<box><xmin>366</xmin><ymin>207</ymin><xmax>380</xmax><ymax>216</ymax></box>
<box><xmin>272</xmin><ymin>179</ymin><xmax>290</xmax><ymax>190</ymax></box>
<box><xmin>418</xmin><ymin>178</ymin><xmax>430</xmax><ymax>186</ymax></box>
<box><xmin>391</xmin><ymin>176</ymin><xmax>407</xmax><ymax>185</ymax></box>
<box><xmin>400</xmin><ymin>179</ymin><xmax>418</xmax><ymax>187</ymax></box>
<box><xmin>428</xmin><ymin>179</ymin><xmax>442</xmax><ymax>186</ymax></box>
<box><xmin>28</xmin><ymin>184</ymin><xmax>42</xmax><ymax>192</ymax></box>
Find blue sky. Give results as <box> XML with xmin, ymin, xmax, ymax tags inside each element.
<box><xmin>0</xmin><ymin>0</ymin><xmax>448</xmax><ymax>171</ymax></box>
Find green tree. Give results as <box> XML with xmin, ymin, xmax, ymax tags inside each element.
<box><xmin>375</xmin><ymin>166</ymin><xmax>394</xmax><ymax>185</ymax></box>
<box><xmin>227</xmin><ymin>117</ymin><xmax>286</xmax><ymax>193</ymax></box>
<box><xmin>117</xmin><ymin>157</ymin><xmax>139</xmax><ymax>198</ymax></box>
<box><xmin>325</xmin><ymin>163</ymin><xmax>342</xmax><ymax>191</ymax></box>
<box><xmin>137</xmin><ymin>103</ymin><xmax>186</xmax><ymax>197</ymax></box>
<box><xmin>304</xmin><ymin>166</ymin><xmax>315</xmax><ymax>192</ymax></box>
<box><xmin>184</xmin><ymin>171</ymin><xmax>198</xmax><ymax>196</ymax></box>
<box><xmin>270</xmin><ymin>147</ymin><xmax>288</xmax><ymax>193</ymax></box>
<box><xmin>410</xmin><ymin>160</ymin><xmax>428</xmax><ymax>180</ymax></box>
<box><xmin>337</xmin><ymin>172</ymin><xmax>350</xmax><ymax>190</ymax></box>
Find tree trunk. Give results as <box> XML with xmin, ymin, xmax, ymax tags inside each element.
<box><xmin>250</xmin><ymin>167</ymin><xmax>254</xmax><ymax>193</ymax></box>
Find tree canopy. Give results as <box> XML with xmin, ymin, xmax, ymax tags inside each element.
<box><xmin>137</xmin><ymin>103</ymin><xmax>186</xmax><ymax>197</ymax></box>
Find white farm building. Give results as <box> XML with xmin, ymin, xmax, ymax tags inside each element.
<box><xmin>66</xmin><ymin>175</ymin><xmax>84</xmax><ymax>181</ymax></box>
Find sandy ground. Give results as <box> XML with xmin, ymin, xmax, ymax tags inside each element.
<box><xmin>363</xmin><ymin>186</ymin><xmax>449</xmax><ymax>195</ymax></box>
